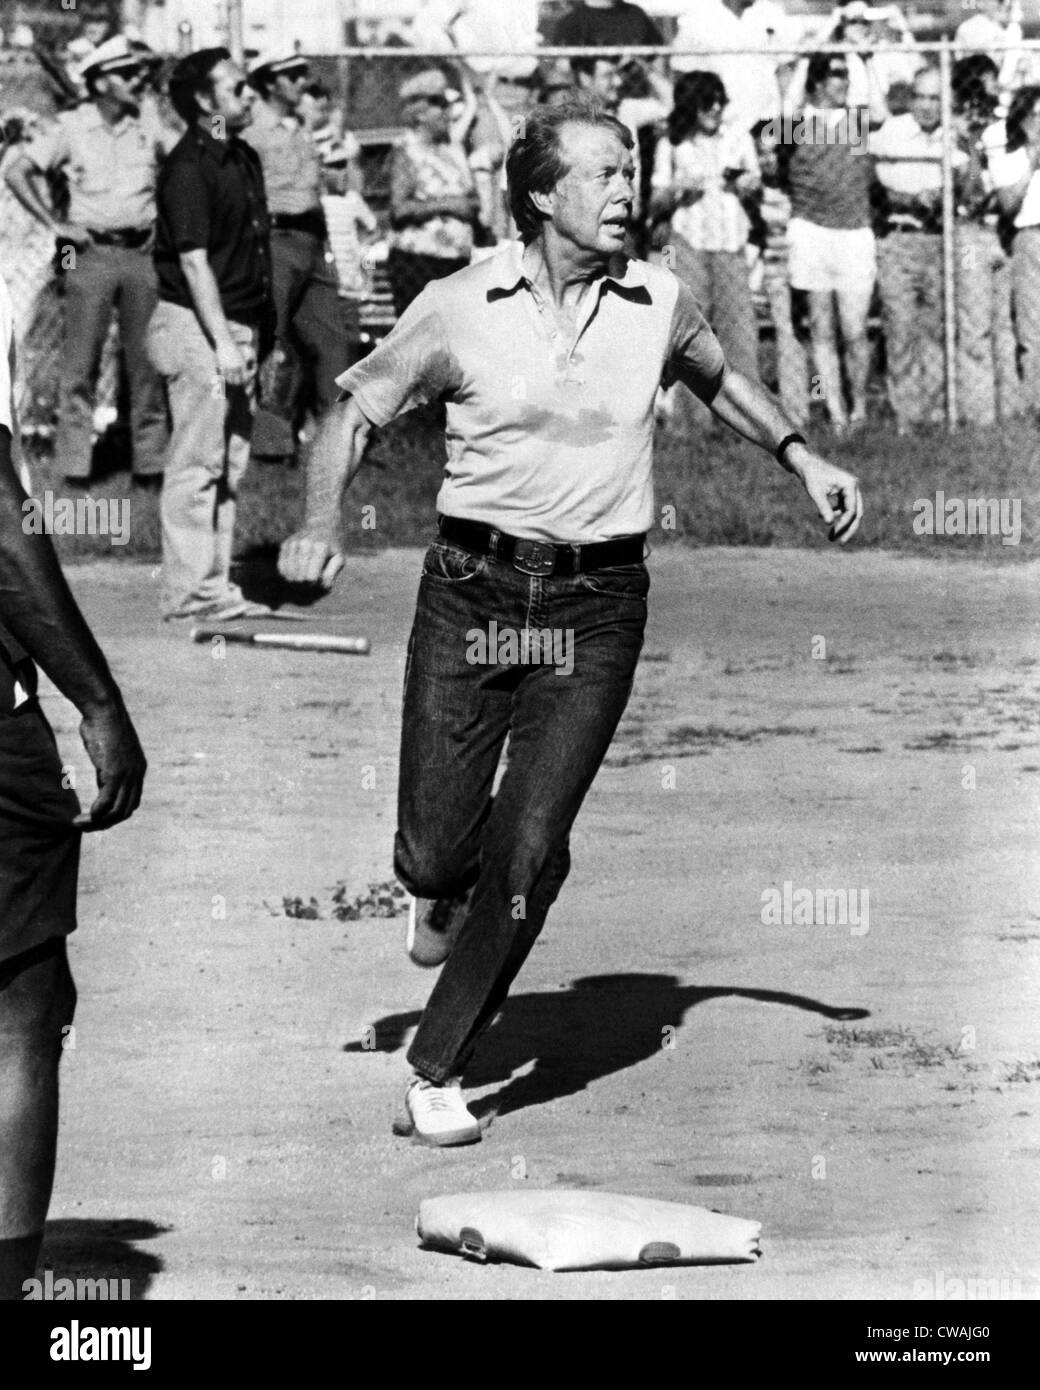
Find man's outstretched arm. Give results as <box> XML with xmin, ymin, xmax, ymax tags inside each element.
<box><xmin>0</xmin><ymin>430</ymin><xmax>145</xmax><ymax>828</ymax></box>
<box><xmin>277</xmin><ymin>395</ymin><xmax>373</xmax><ymax>586</ymax></box>
<box><xmin>707</xmin><ymin>366</ymin><xmax>864</xmax><ymax>544</ymax></box>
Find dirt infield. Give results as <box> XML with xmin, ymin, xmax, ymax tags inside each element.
<box><xmin>37</xmin><ymin>546</ymin><xmax>1039</xmax><ymax>1301</ymax></box>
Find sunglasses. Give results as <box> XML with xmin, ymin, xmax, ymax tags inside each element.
<box><xmin>408</xmin><ymin>93</ymin><xmax>449</xmax><ymax>108</ymax></box>
<box><xmin>281</xmin><ymin>68</ymin><xmax>310</xmax><ymax>83</ymax></box>
<box><xmin>828</xmin><ymin>67</ymin><xmax>850</xmax><ymax>79</ymax></box>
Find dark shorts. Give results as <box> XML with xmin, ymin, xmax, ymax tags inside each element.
<box><xmin>0</xmin><ymin>684</ymin><xmax>81</xmax><ymax>967</ymax></box>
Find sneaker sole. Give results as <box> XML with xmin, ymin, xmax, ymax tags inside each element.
<box><xmin>391</xmin><ymin>1112</ymin><xmax>482</xmax><ymax>1147</ymax></box>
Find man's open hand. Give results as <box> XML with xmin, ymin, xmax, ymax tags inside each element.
<box><xmin>74</xmin><ymin>702</ymin><xmax>146</xmax><ymax>831</ymax></box>
<box><xmin>278</xmin><ymin>528</ymin><xmax>345</xmax><ymax>589</ymax></box>
<box><xmin>786</xmin><ymin>447</ymin><xmax>864</xmax><ymax>544</ymax></box>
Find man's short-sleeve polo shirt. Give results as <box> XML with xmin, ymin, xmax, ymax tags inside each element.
<box><xmin>336</xmin><ymin>243</ymin><xmax>725</xmax><ymax>543</ymax></box>
<box><xmin>243</xmin><ymin>101</ymin><xmax>323</xmax><ymax>216</ymax></box>
<box><xmin>154</xmin><ymin>126</ymin><xmax>272</xmax><ymax>325</ymax></box>
<box><xmin>23</xmin><ymin>102</ymin><xmax>167</xmax><ymax>233</ymax></box>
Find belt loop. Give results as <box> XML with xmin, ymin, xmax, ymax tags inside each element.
<box><xmin>571</xmin><ymin>543</ymin><xmax>581</xmax><ymax>575</ymax></box>
<box><xmin>489</xmin><ymin>528</ymin><xmax>499</xmax><ymax>561</ymax></box>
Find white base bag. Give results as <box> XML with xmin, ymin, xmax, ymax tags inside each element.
<box><xmin>416</xmin><ymin>1190</ymin><xmax>762</xmax><ymax>1271</ymax></box>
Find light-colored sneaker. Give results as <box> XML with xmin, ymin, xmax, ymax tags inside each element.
<box><xmin>406</xmin><ymin>893</ymin><xmax>469</xmax><ymax>967</ymax></box>
<box><xmin>393</xmin><ymin>1077</ymin><xmax>482</xmax><ymax>1147</ymax></box>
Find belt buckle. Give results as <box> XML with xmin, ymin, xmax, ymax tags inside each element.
<box><xmin>512</xmin><ymin>539</ymin><xmax>556</xmax><ymax>577</ymax></box>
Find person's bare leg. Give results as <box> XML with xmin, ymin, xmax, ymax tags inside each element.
<box><xmin>807</xmin><ymin>290</ymin><xmax>847</xmax><ymax>427</ymax></box>
<box><xmin>0</xmin><ymin>940</ymin><xmax>76</xmax><ymax>1299</ymax></box>
<box><xmin>836</xmin><ymin>284</ymin><xmax>874</xmax><ymax>425</ymax></box>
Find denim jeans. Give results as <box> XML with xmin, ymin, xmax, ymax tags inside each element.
<box><xmin>146</xmin><ymin>301</ymin><xmax>257</xmax><ymax>617</ymax></box>
<box><xmin>397</xmin><ymin>538</ymin><xmax>648</xmax><ymax>1083</ymax></box>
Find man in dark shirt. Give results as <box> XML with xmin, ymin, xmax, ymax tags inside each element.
<box><xmin>147</xmin><ymin>47</ymin><xmax>273</xmax><ymax>620</ymax></box>
<box><xmin>552</xmin><ymin>0</ymin><xmax>664</xmax><ymax>48</ymax></box>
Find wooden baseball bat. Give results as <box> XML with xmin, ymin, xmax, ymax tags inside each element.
<box><xmin>192</xmin><ymin>627</ymin><xmax>370</xmax><ymax>654</ymax></box>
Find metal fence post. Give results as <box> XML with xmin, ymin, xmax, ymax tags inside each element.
<box><xmin>940</xmin><ymin>39</ymin><xmax>958</xmax><ymax>429</ymax></box>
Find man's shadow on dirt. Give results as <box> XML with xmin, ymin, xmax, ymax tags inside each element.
<box><xmin>345</xmin><ymin>973</ymin><xmax>870</xmax><ymax>1120</ymax></box>
<box><xmin>34</xmin><ymin>1218</ymin><xmax>168</xmax><ymax>1301</ymax></box>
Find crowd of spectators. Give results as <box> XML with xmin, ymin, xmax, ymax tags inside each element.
<box><xmin>3</xmin><ymin>0</ymin><xmax>1040</xmax><ymax>454</ymax></box>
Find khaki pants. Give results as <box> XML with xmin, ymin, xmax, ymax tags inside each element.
<box><xmin>146</xmin><ymin>302</ymin><xmax>257</xmax><ymax>618</ymax></box>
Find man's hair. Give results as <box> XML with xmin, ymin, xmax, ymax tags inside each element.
<box><xmin>668</xmin><ymin>71</ymin><xmax>727</xmax><ymax>145</ymax></box>
<box><xmin>953</xmin><ymin>53</ymin><xmax>999</xmax><ymax>114</ymax></box>
<box><xmin>506</xmin><ymin>97</ymin><xmax>632</xmax><ymax>244</ymax></box>
<box><xmin>168</xmin><ymin>47</ymin><xmax>232</xmax><ymax>125</ymax></box>
<box><xmin>570</xmin><ymin>55</ymin><xmax>614</xmax><ymax>83</ymax></box>
<box><xmin>806</xmin><ymin>51</ymin><xmax>845</xmax><ymax>97</ymax></box>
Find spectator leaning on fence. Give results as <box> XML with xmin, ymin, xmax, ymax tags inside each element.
<box><xmin>651</xmin><ymin>71</ymin><xmax>762</xmax><ymax>385</ymax></box>
<box><xmin>782</xmin><ymin>52</ymin><xmax>881</xmax><ymax>433</ymax></box>
<box><xmin>243</xmin><ymin>53</ymin><xmax>358</xmax><ymax>465</ymax></box>
<box><xmin>148</xmin><ymin>47</ymin><xmax>273</xmax><ymax>622</ymax></box>
<box><xmin>3</xmin><ymin>36</ymin><xmax>171</xmax><ymax>488</ymax></box>
<box><xmin>988</xmin><ymin>84</ymin><xmax>1040</xmax><ymax>417</ymax></box>
<box><xmin>388</xmin><ymin>69</ymin><xmax>480</xmax><ymax>319</ymax></box>
<box><xmin>872</xmin><ymin>67</ymin><xmax>966</xmax><ymax>433</ymax></box>
<box><xmin>953</xmin><ymin>54</ymin><xmax>1024</xmax><ymax>426</ymax></box>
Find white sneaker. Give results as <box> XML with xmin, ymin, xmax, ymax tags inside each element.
<box><xmin>406</xmin><ymin>893</ymin><xmax>469</xmax><ymax>967</ymax></box>
<box><xmin>394</xmin><ymin>1077</ymin><xmax>482</xmax><ymax>1147</ymax></box>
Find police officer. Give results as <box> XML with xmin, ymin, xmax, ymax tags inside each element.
<box><xmin>243</xmin><ymin>52</ymin><xmax>356</xmax><ymax>462</ymax></box>
<box><xmin>4</xmin><ymin>36</ymin><xmax>171</xmax><ymax>487</ymax></box>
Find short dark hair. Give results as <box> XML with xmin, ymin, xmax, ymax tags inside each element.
<box><xmin>168</xmin><ymin>47</ymin><xmax>232</xmax><ymax>125</ymax></box>
<box><xmin>806</xmin><ymin>51</ymin><xmax>848</xmax><ymax>97</ymax></box>
<box><xmin>668</xmin><ymin>70</ymin><xmax>727</xmax><ymax>144</ymax></box>
<box><xmin>505</xmin><ymin>98</ymin><xmax>632</xmax><ymax>244</ymax></box>
<box><xmin>954</xmin><ymin>53</ymin><xmax>999</xmax><ymax>114</ymax></box>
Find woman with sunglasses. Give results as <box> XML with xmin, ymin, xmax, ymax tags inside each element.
<box><xmin>650</xmin><ymin>71</ymin><xmax>762</xmax><ymax>400</ymax></box>
<box><xmin>388</xmin><ymin>68</ymin><xmax>481</xmax><ymax>318</ymax></box>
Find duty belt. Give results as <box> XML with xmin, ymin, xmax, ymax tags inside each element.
<box><xmin>437</xmin><ymin>515</ymin><xmax>646</xmax><ymax>577</ymax></box>
<box><xmin>87</xmin><ymin>226</ymin><xmax>152</xmax><ymax>248</ymax></box>
<box><xmin>269</xmin><ymin>210</ymin><xmax>327</xmax><ymax>238</ymax></box>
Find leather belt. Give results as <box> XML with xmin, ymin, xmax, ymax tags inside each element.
<box><xmin>437</xmin><ymin>515</ymin><xmax>645</xmax><ymax>577</ymax></box>
<box><xmin>270</xmin><ymin>210</ymin><xmax>327</xmax><ymax>237</ymax></box>
<box><xmin>87</xmin><ymin>227</ymin><xmax>151</xmax><ymax>248</ymax></box>
<box><xmin>884</xmin><ymin>222</ymin><xmax>940</xmax><ymax>236</ymax></box>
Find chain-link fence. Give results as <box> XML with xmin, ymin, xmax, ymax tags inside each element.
<box><xmin>4</xmin><ymin>39</ymin><xmax>1040</xmax><ymax>444</ymax></box>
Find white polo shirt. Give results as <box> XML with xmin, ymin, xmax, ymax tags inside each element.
<box><xmin>336</xmin><ymin>242</ymin><xmax>726</xmax><ymax>543</ymax></box>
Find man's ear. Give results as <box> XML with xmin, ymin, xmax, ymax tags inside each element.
<box><xmin>530</xmin><ymin>188</ymin><xmax>554</xmax><ymax>218</ymax></box>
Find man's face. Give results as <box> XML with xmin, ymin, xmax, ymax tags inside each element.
<box><xmin>205</xmin><ymin>60</ymin><xmax>254</xmax><ymax>133</ymax></box>
<box><xmin>405</xmin><ymin>92</ymin><xmax>450</xmax><ymax>138</ymax></box>
<box><xmin>912</xmin><ymin>71</ymin><xmax>942</xmax><ymax>134</ymax></box>
<box><xmin>299</xmin><ymin>91</ymin><xmax>329</xmax><ymax>129</ymax></box>
<box><xmin>273</xmin><ymin>66</ymin><xmax>308</xmax><ymax>110</ymax></box>
<box><xmin>546</xmin><ymin>122</ymin><xmax>634</xmax><ymax>258</ymax></box>
<box><xmin>97</xmin><ymin>65</ymin><xmax>145</xmax><ymax>111</ymax></box>
<box><xmin>819</xmin><ymin>60</ymin><xmax>850</xmax><ymax>108</ymax></box>
<box><xmin>581</xmin><ymin>61</ymin><xmax>621</xmax><ymax>110</ymax></box>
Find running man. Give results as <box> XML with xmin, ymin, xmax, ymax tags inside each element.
<box><xmin>278</xmin><ymin>99</ymin><xmax>862</xmax><ymax>1146</ymax></box>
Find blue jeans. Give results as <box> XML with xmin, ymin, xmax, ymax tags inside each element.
<box><xmin>397</xmin><ymin>537</ymin><xmax>648</xmax><ymax>1083</ymax></box>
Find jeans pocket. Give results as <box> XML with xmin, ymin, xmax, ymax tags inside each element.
<box><xmin>577</xmin><ymin>563</ymin><xmax>650</xmax><ymax>601</ymax></box>
<box><xmin>421</xmin><ymin>542</ymin><xmax>488</xmax><ymax>585</ymax></box>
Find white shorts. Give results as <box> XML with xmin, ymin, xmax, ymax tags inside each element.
<box><xmin>787</xmin><ymin>219</ymin><xmax>876</xmax><ymax>295</ymax></box>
